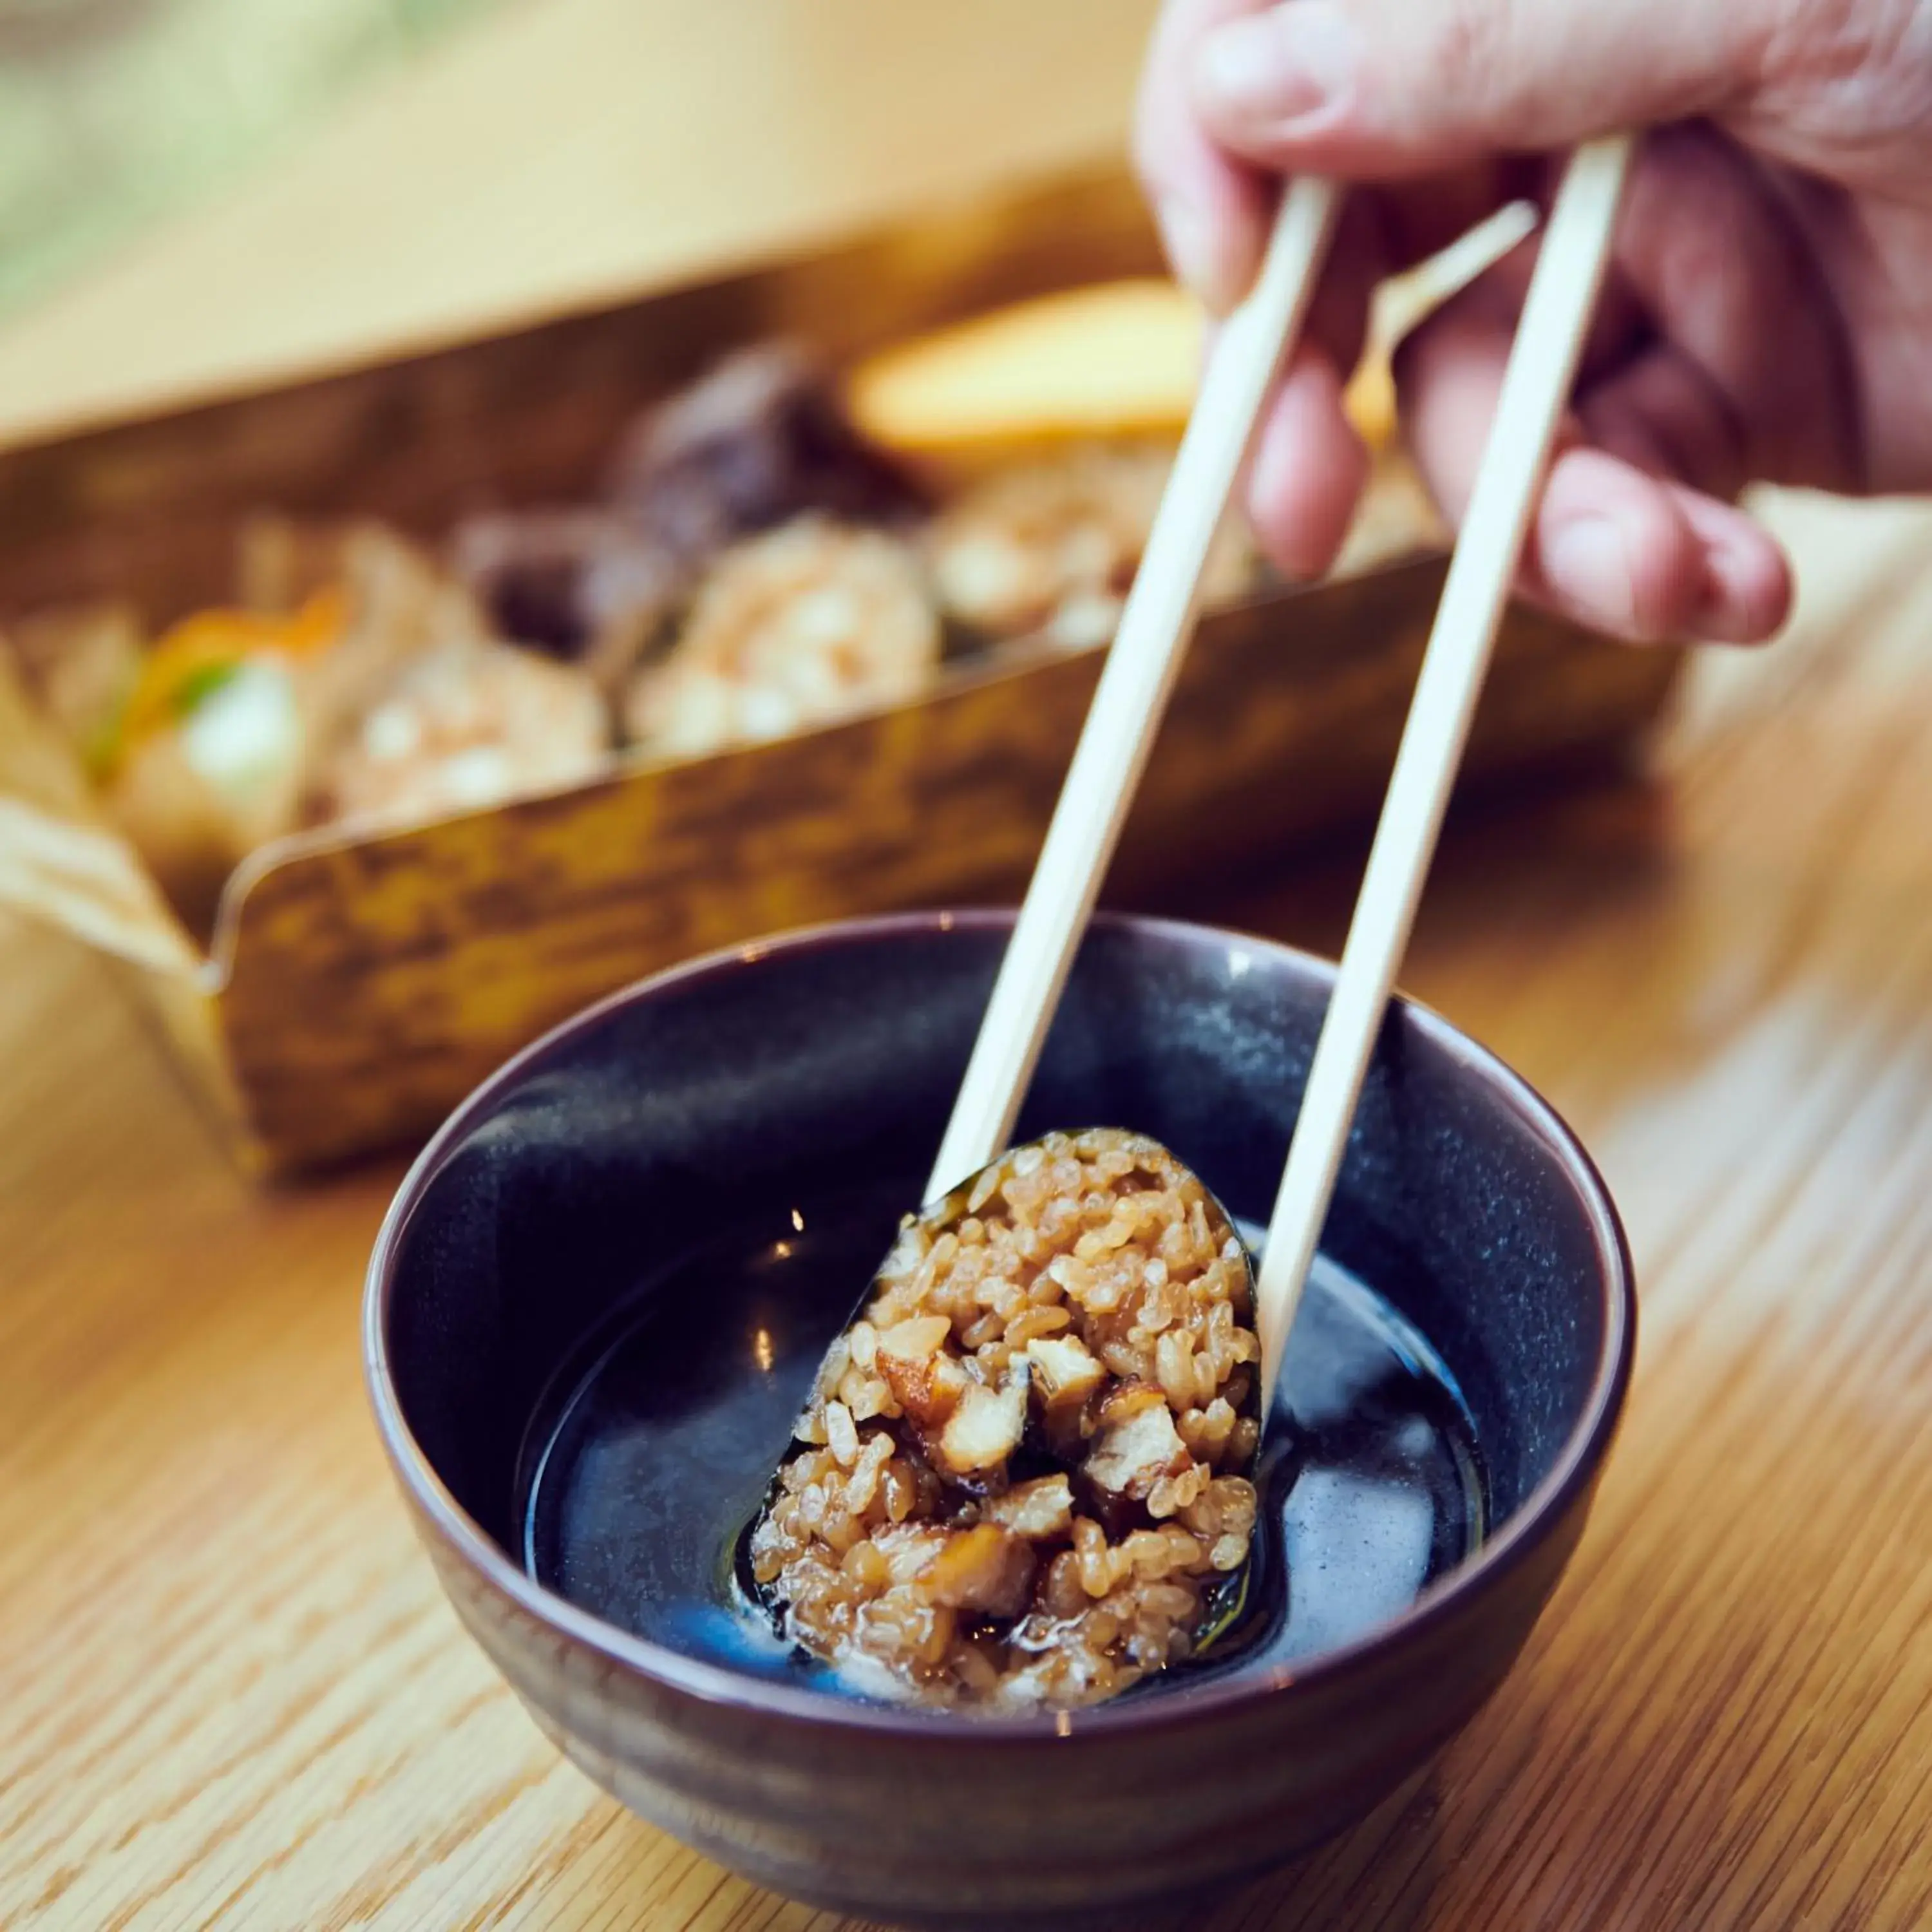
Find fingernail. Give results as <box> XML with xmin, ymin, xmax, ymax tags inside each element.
<box><xmin>1691</xmin><ymin>527</ymin><xmax>1789</xmax><ymax>644</ymax></box>
<box><xmin>1544</xmin><ymin>516</ymin><xmax>1639</xmax><ymax>632</ymax></box>
<box><xmin>1196</xmin><ymin>4</ymin><xmax>1359</xmax><ymax>128</ymax></box>
<box><xmin>1156</xmin><ymin>194</ymin><xmax>1238</xmax><ymax>313</ymax></box>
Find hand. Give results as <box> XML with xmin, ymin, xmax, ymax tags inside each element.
<box><xmin>1134</xmin><ymin>0</ymin><xmax>1932</xmax><ymax>643</ymax></box>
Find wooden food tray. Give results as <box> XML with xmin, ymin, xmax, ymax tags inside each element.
<box><xmin>0</xmin><ymin>168</ymin><xmax>1682</xmax><ymax>1176</ymax></box>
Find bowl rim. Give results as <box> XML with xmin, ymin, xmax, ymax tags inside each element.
<box><xmin>364</xmin><ymin>907</ymin><xmax>1635</xmax><ymax>1742</ymax></box>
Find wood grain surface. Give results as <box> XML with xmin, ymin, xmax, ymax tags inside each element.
<box><xmin>6</xmin><ymin>5</ymin><xmax>1932</xmax><ymax>1924</ymax></box>
<box><xmin>8</xmin><ymin>485</ymin><xmax>1932</xmax><ymax>1929</ymax></box>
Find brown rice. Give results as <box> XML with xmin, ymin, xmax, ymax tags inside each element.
<box><xmin>748</xmin><ymin>1128</ymin><xmax>1262</xmax><ymax>1712</ymax></box>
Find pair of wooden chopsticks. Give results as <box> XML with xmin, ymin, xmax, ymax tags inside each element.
<box><xmin>927</xmin><ymin>138</ymin><xmax>1634</xmax><ymax>1413</ymax></box>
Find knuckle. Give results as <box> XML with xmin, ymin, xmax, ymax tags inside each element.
<box><xmin>1431</xmin><ymin>0</ymin><xmax>1501</xmax><ymax>94</ymax></box>
<box><xmin>1762</xmin><ymin>0</ymin><xmax>1932</xmax><ymax>123</ymax></box>
<box><xmin>1424</xmin><ymin>0</ymin><xmax>1532</xmax><ymax>129</ymax></box>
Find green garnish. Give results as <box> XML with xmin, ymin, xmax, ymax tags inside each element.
<box><xmin>169</xmin><ymin>659</ymin><xmax>243</xmax><ymax>717</ymax></box>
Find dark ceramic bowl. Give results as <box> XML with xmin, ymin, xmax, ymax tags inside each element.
<box><xmin>365</xmin><ymin>911</ymin><xmax>1633</xmax><ymax>1929</ymax></box>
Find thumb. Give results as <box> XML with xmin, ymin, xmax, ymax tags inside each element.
<box><xmin>1191</xmin><ymin>0</ymin><xmax>1761</xmax><ymax>177</ymax></box>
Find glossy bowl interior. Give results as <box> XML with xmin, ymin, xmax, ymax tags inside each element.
<box><xmin>366</xmin><ymin>911</ymin><xmax>1633</xmax><ymax>1928</ymax></box>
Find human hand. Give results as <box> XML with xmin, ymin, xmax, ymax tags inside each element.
<box><xmin>1135</xmin><ymin>0</ymin><xmax>1932</xmax><ymax>643</ymax></box>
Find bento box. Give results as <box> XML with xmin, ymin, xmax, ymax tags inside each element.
<box><xmin>0</xmin><ymin>166</ymin><xmax>1680</xmax><ymax>1176</ymax></box>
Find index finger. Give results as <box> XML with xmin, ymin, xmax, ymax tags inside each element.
<box><xmin>1133</xmin><ymin>0</ymin><xmax>1277</xmax><ymax>314</ymax></box>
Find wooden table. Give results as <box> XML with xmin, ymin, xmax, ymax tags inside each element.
<box><xmin>0</xmin><ymin>0</ymin><xmax>1160</xmax><ymax>454</ymax></box>
<box><xmin>8</xmin><ymin>6</ymin><xmax>1932</xmax><ymax>1926</ymax></box>
<box><xmin>8</xmin><ymin>489</ymin><xmax>1932</xmax><ymax>1928</ymax></box>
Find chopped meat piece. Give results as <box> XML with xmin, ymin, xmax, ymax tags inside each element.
<box><xmin>1025</xmin><ymin>1333</ymin><xmax>1105</xmax><ymax>1411</ymax></box>
<box><xmin>877</xmin><ymin>1314</ymin><xmax>953</xmax><ymax>1361</ymax></box>
<box><xmin>1085</xmin><ymin>1399</ymin><xmax>1191</xmax><ymax>1502</ymax></box>
<box><xmin>984</xmin><ymin>1475</ymin><xmax>1075</xmax><ymax>1540</ymax></box>
<box><xmin>876</xmin><ymin>1314</ymin><xmax>969</xmax><ymax>1428</ymax></box>
<box><xmin>937</xmin><ymin>1368</ymin><xmax>1028</xmax><ymax>1477</ymax></box>
<box><xmin>878</xmin><ymin>1344</ymin><xmax>970</xmax><ymax>1430</ymax></box>
<box><xmin>916</xmin><ymin>1526</ymin><xmax>1036</xmax><ymax>1618</ymax></box>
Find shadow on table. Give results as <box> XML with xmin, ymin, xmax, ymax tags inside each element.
<box><xmin>1194</xmin><ymin>1766</ymin><xmax>1447</xmax><ymax>1932</ymax></box>
<box><xmin>864</xmin><ymin>1766</ymin><xmax>1449</xmax><ymax>1932</ymax></box>
<box><xmin>569</xmin><ymin>1761</ymin><xmax>1450</xmax><ymax>1932</ymax></box>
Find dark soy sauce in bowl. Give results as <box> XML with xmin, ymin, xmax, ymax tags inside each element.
<box><xmin>519</xmin><ymin>1179</ymin><xmax>1486</xmax><ymax>1698</ymax></box>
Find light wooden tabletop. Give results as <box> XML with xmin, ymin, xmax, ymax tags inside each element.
<box><xmin>0</xmin><ymin>0</ymin><xmax>1159</xmax><ymax>453</ymax></box>
<box><xmin>7</xmin><ymin>7</ymin><xmax>1932</xmax><ymax>1929</ymax></box>
<box><xmin>8</xmin><ymin>494</ymin><xmax>1932</xmax><ymax>1931</ymax></box>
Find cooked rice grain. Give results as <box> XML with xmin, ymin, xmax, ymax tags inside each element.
<box><xmin>748</xmin><ymin>1129</ymin><xmax>1261</xmax><ymax>1712</ymax></box>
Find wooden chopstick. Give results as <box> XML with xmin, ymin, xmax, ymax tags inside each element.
<box><xmin>925</xmin><ymin>174</ymin><xmax>1343</xmax><ymax>1201</ymax></box>
<box><xmin>1255</xmin><ymin>135</ymin><xmax>1634</xmax><ymax>1412</ymax></box>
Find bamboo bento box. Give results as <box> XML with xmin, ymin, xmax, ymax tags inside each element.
<box><xmin>0</xmin><ymin>167</ymin><xmax>1681</xmax><ymax>1177</ymax></box>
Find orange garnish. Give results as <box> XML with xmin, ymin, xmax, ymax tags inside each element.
<box><xmin>279</xmin><ymin>587</ymin><xmax>348</xmax><ymax>657</ymax></box>
<box><xmin>117</xmin><ymin>589</ymin><xmax>345</xmax><ymax>750</ymax></box>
